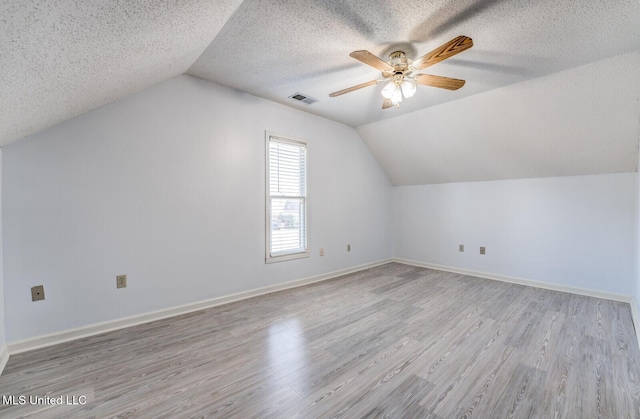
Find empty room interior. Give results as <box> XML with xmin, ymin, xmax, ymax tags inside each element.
<box><xmin>2</xmin><ymin>0</ymin><xmax>640</xmax><ymax>417</ymax></box>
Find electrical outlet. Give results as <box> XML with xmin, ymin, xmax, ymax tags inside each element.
<box><xmin>116</xmin><ymin>274</ymin><xmax>127</xmax><ymax>288</ymax></box>
<box><xmin>459</xmin><ymin>244</ymin><xmax>464</xmax><ymax>252</ymax></box>
<box><xmin>480</xmin><ymin>247</ymin><xmax>486</xmax><ymax>255</ymax></box>
<box><xmin>347</xmin><ymin>244</ymin><xmax>351</xmax><ymax>252</ymax></box>
<box><xmin>31</xmin><ymin>285</ymin><xmax>45</xmax><ymax>302</ymax></box>
<box><xmin>320</xmin><ymin>248</ymin><xmax>324</xmax><ymax>256</ymax></box>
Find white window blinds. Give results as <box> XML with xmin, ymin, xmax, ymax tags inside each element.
<box><xmin>266</xmin><ymin>135</ymin><xmax>308</xmax><ymax>262</ymax></box>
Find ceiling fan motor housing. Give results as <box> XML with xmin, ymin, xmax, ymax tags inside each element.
<box><xmin>389</xmin><ymin>51</ymin><xmax>411</xmax><ymax>72</ymax></box>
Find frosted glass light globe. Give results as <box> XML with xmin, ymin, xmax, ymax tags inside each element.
<box><xmin>401</xmin><ymin>79</ymin><xmax>417</xmax><ymax>98</ymax></box>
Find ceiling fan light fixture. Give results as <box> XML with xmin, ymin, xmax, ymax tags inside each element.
<box><xmin>381</xmin><ymin>81</ymin><xmax>402</xmax><ymax>104</ymax></box>
<box><xmin>380</xmin><ymin>81</ymin><xmax>396</xmax><ymax>99</ymax></box>
<box><xmin>401</xmin><ymin>79</ymin><xmax>417</xmax><ymax>98</ymax></box>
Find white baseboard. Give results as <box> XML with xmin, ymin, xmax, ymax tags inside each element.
<box><xmin>7</xmin><ymin>258</ymin><xmax>392</xmax><ymax>355</ymax></box>
<box><xmin>0</xmin><ymin>346</ymin><xmax>9</xmax><ymax>376</ymax></box>
<box><xmin>393</xmin><ymin>257</ymin><xmax>633</xmax><ymax>304</ymax></box>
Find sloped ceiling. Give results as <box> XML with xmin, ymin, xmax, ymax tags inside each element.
<box><xmin>0</xmin><ymin>0</ymin><xmax>244</xmax><ymax>147</ymax></box>
<box><xmin>357</xmin><ymin>50</ymin><xmax>640</xmax><ymax>185</ymax></box>
<box><xmin>2</xmin><ymin>0</ymin><xmax>640</xmax><ymax>184</ymax></box>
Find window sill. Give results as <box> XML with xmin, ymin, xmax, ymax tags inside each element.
<box><xmin>265</xmin><ymin>251</ymin><xmax>311</xmax><ymax>264</ymax></box>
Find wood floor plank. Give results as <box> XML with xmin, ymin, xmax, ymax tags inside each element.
<box><xmin>535</xmin><ymin>319</ymin><xmax>578</xmax><ymax>418</ymax></box>
<box><xmin>359</xmin><ymin>373</ymin><xmax>434</xmax><ymax>418</ymax></box>
<box><xmin>294</xmin><ymin>337</ymin><xmax>425</xmax><ymax>418</ymax></box>
<box><xmin>488</xmin><ymin>362</ymin><xmax>548</xmax><ymax>418</ymax></box>
<box><xmin>1</xmin><ymin>263</ymin><xmax>639</xmax><ymax>417</ymax></box>
<box><xmin>451</xmin><ymin>344</ymin><xmax>520</xmax><ymax>418</ymax></box>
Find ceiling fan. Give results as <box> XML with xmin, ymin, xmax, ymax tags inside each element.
<box><xmin>329</xmin><ymin>36</ymin><xmax>473</xmax><ymax>109</ymax></box>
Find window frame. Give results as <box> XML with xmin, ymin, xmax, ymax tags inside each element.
<box><xmin>265</xmin><ymin>132</ymin><xmax>310</xmax><ymax>263</ymax></box>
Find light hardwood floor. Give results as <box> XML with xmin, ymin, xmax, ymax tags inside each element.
<box><xmin>1</xmin><ymin>263</ymin><xmax>639</xmax><ymax>418</ymax></box>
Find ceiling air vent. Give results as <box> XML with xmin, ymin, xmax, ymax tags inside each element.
<box><xmin>288</xmin><ymin>93</ymin><xmax>318</xmax><ymax>105</ymax></box>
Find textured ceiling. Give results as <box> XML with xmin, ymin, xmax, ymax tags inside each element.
<box><xmin>3</xmin><ymin>0</ymin><xmax>640</xmax><ymax>185</ymax></box>
<box><xmin>188</xmin><ymin>0</ymin><xmax>640</xmax><ymax>127</ymax></box>
<box><xmin>0</xmin><ymin>0</ymin><xmax>244</xmax><ymax>146</ymax></box>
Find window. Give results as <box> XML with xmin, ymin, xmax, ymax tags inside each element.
<box><xmin>266</xmin><ymin>133</ymin><xmax>309</xmax><ymax>263</ymax></box>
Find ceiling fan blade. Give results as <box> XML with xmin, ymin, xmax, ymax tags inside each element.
<box><xmin>415</xmin><ymin>74</ymin><xmax>466</xmax><ymax>90</ymax></box>
<box><xmin>382</xmin><ymin>98</ymin><xmax>394</xmax><ymax>109</ymax></box>
<box><xmin>413</xmin><ymin>36</ymin><xmax>473</xmax><ymax>70</ymax></box>
<box><xmin>350</xmin><ymin>50</ymin><xmax>393</xmax><ymax>72</ymax></box>
<box><xmin>329</xmin><ymin>80</ymin><xmax>380</xmax><ymax>97</ymax></box>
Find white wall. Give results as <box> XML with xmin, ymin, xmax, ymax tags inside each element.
<box><xmin>3</xmin><ymin>75</ymin><xmax>393</xmax><ymax>342</ymax></box>
<box><xmin>362</xmin><ymin>49</ymin><xmax>640</xmax><ymax>300</ymax></box>
<box><xmin>393</xmin><ymin>173</ymin><xmax>637</xmax><ymax>296</ymax></box>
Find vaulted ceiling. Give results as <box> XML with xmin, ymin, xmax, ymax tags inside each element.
<box><xmin>1</xmin><ymin>0</ymin><xmax>244</xmax><ymax>147</ymax></box>
<box><xmin>2</xmin><ymin>0</ymin><xmax>640</xmax><ymax>183</ymax></box>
